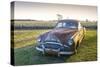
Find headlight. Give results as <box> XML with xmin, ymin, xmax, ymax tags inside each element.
<box><xmin>67</xmin><ymin>38</ymin><xmax>73</xmax><ymax>45</ymax></box>
<box><xmin>37</xmin><ymin>37</ymin><xmax>41</xmax><ymax>42</ymax></box>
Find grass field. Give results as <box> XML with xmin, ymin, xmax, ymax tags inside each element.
<box><xmin>13</xmin><ymin>30</ymin><xmax>51</xmax><ymax>48</ymax></box>
<box><xmin>13</xmin><ymin>29</ymin><xmax>97</xmax><ymax>66</ymax></box>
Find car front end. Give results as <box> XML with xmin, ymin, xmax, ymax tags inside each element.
<box><xmin>36</xmin><ymin>32</ymin><xmax>75</xmax><ymax>56</ymax></box>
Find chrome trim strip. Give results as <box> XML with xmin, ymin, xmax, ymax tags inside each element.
<box><xmin>36</xmin><ymin>47</ymin><xmax>74</xmax><ymax>55</ymax></box>
<box><xmin>36</xmin><ymin>47</ymin><xmax>44</xmax><ymax>52</ymax></box>
<box><xmin>59</xmin><ymin>51</ymin><xmax>74</xmax><ymax>54</ymax></box>
<box><xmin>41</xmin><ymin>45</ymin><xmax>45</xmax><ymax>54</ymax></box>
<box><xmin>45</xmin><ymin>48</ymin><xmax>59</xmax><ymax>52</ymax></box>
<box><xmin>45</xmin><ymin>42</ymin><xmax>62</xmax><ymax>46</ymax></box>
<box><xmin>63</xmin><ymin>45</ymin><xmax>69</xmax><ymax>48</ymax></box>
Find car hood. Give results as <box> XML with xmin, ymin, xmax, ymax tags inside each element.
<box><xmin>49</xmin><ymin>28</ymin><xmax>77</xmax><ymax>44</ymax></box>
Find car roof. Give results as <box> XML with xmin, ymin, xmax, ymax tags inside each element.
<box><xmin>58</xmin><ymin>19</ymin><xmax>79</xmax><ymax>23</ymax></box>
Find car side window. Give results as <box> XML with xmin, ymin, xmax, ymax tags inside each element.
<box><xmin>56</xmin><ymin>23</ymin><xmax>62</xmax><ymax>28</ymax></box>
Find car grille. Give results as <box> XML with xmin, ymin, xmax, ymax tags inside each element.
<box><xmin>44</xmin><ymin>42</ymin><xmax>61</xmax><ymax>49</ymax></box>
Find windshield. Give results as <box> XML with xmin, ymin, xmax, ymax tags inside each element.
<box><xmin>56</xmin><ymin>21</ymin><xmax>78</xmax><ymax>29</ymax></box>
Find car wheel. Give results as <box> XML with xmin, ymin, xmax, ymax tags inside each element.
<box><xmin>74</xmin><ymin>41</ymin><xmax>79</xmax><ymax>54</ymax></box>
<box><xmin>75</xmin><ymin>49</ymin><xmax>78</xmax><ymax>54</ymax></box>
<box><xmin>76</xmin><ymin>41</ymin><xmax>80</xmax><ymax>49</ymax></box>
<box><xmin>73</xmin><ymin>48</ymin><xmax>77</xmax><ymax>54</ymax></box>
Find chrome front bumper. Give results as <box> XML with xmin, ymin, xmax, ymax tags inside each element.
<box><xmin>36</xmin><ymin>46</ymin><xmax>74</xmax><ymax>55</ymax></box>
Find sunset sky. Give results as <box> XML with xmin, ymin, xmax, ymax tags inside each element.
<box><xmin>12</xmin><ymin>1</ymin><xmax>97</xmax><ymax>21</ymax></box>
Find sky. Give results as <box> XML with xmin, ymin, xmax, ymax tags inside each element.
<box><xmin>12</xmin><ymin>1</ymin><xmax>97</xmax><ymax>21</ymax></box>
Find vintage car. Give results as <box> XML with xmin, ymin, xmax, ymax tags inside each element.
<box><xmin>36</xmin><ymin>19</ymin><xmax>86</xmax><ymax>56</ymax></box>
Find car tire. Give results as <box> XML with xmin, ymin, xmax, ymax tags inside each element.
<box><xmin>73</xmin><ymin>48</ymin><xmax>77</xmax><ymax>55</ymax></box>
<box><xmin>74</xmin><ymin>41</ymin><xmax>79</xmax><ymax>54</ymax></box>
<box><xmin>76</xmin><ymin>41</ymin><xmax>80</xmax><ymax>49</ymax></box>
